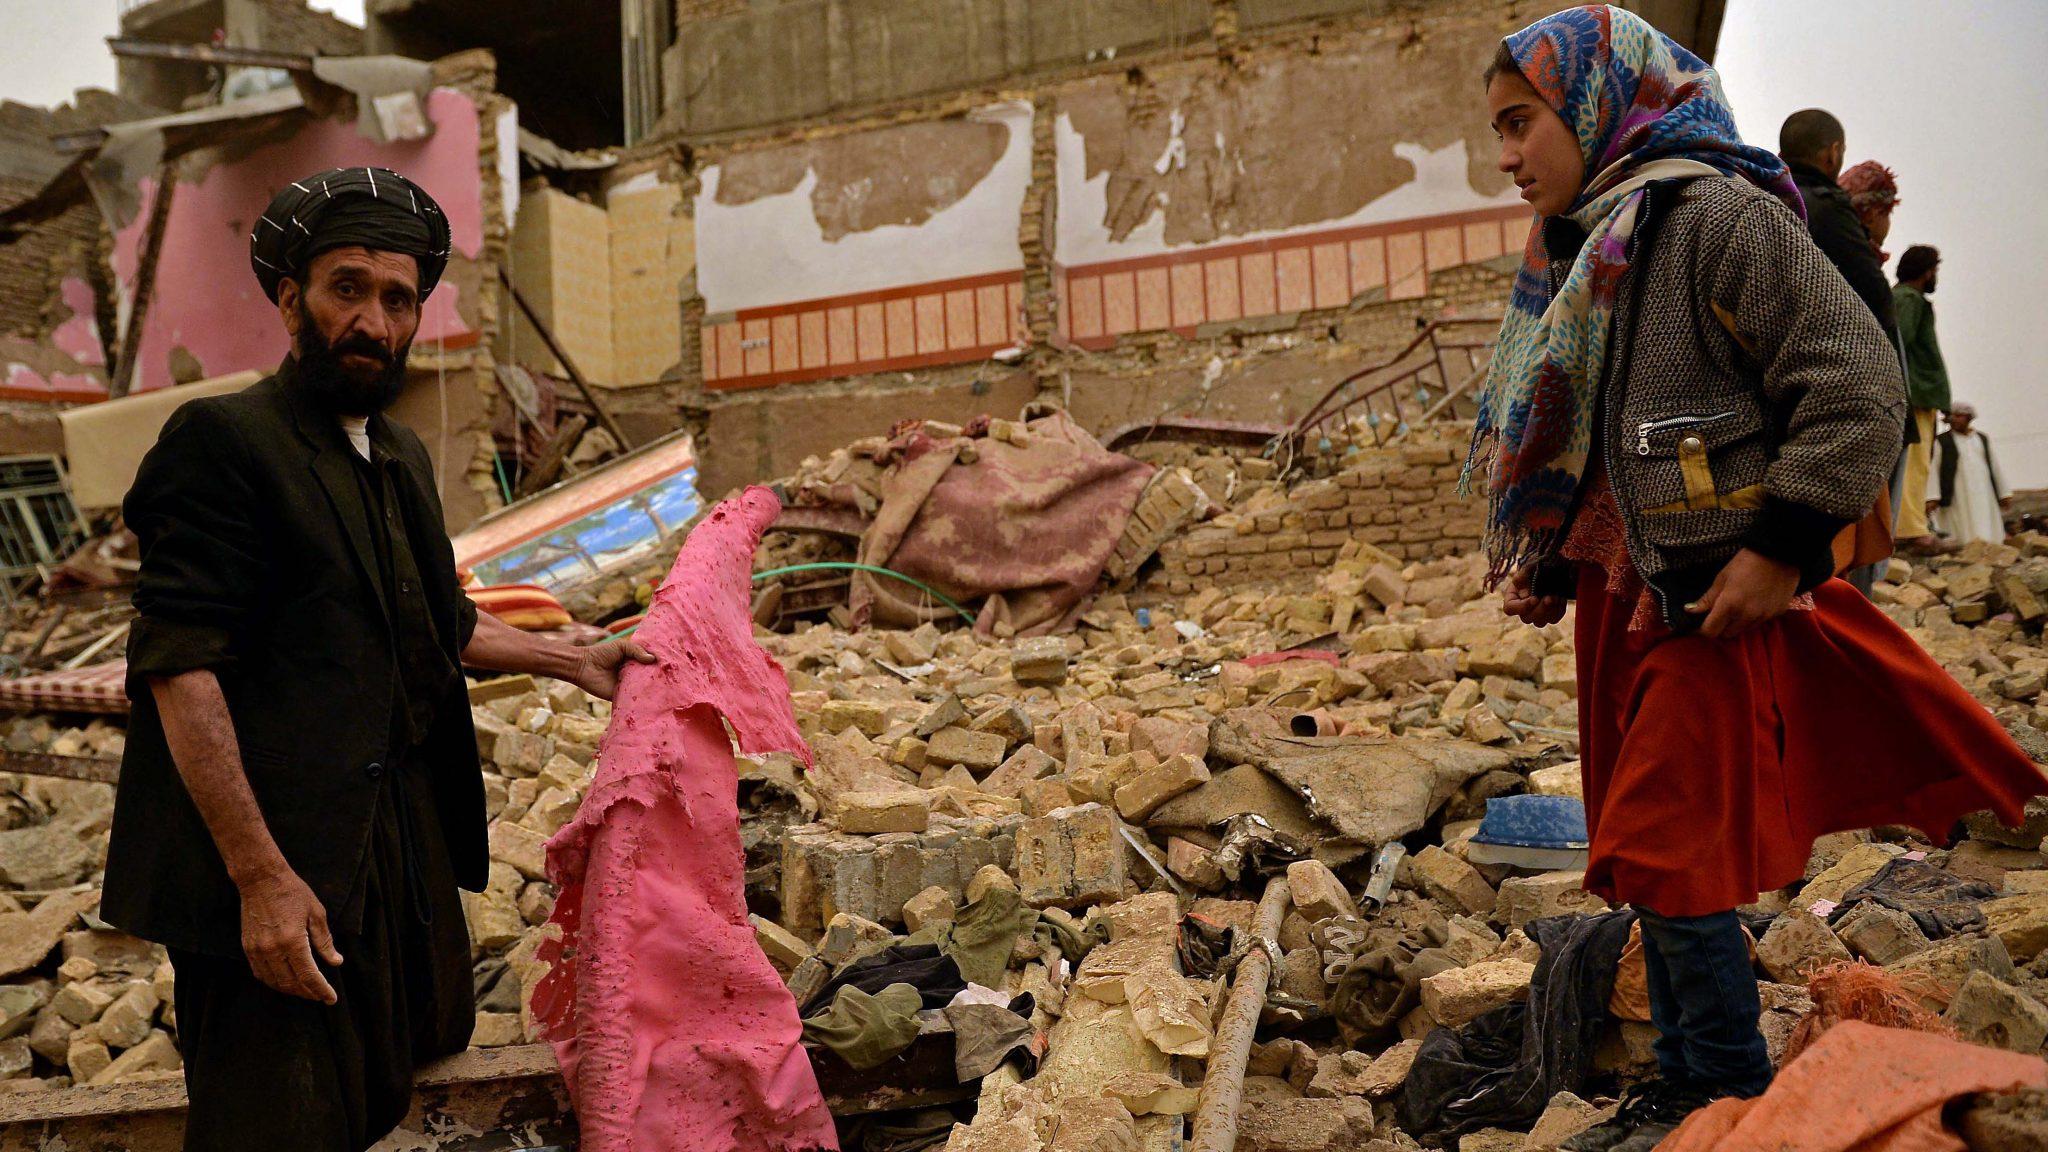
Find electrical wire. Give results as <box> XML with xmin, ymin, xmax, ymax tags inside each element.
<box><xmin>608</xmin><ymin>561</ymin><xmax>978</xmax><ymax>636</ymax></box>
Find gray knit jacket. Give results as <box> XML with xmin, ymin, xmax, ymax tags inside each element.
<box><xmin>1532</xmin><ymin>175</ymin><xmax>1908</xmax><ymax>626</ymax></box>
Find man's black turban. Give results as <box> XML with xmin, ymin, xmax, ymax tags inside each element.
<box><xmin>250</xmin><ymin>166</ymin><xmax>452</xmax><ymax>304</ymax></box>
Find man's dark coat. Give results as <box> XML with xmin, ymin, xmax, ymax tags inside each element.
<box><xmin>103</xmin><ymin>359</ymin><xmax>485</xmax><ymax>956</ymax></box>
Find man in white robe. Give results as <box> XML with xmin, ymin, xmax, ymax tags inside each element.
<box><xmin>1925</xmin><ymin>403</ymin><xmax>2008</xmax><ymax>546</ymax></box>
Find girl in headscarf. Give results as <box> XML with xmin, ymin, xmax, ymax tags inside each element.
<box><xmin>1467</xmin><ymin>8</ymin><xmax>2044</xmax><ymax>1149</ymax></box>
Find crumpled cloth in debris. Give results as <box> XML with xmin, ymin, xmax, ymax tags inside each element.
<box><xmin>1324</xmin><ymin>917</ymin><xmax>1458</xmax><ymax>1047</ymax></box>
<box><xmin>1400</xmin><ymin>910</ymin><xmax>1638</xmax><ymax>1142</ymax></box>
<box><xmin>802</xmin><ymin>983</ymin><xmax>925</xmax><ymax>1071</ymax></box>
<box><xmin>803</xmin><ymin>944</ymin><xmax>965</xmax><ymax>1017</ymax></box>
<box><xmin>1660</xmin><ymin>1020</ymin><xmax>2048</xmax><ymax>1152</ymax></box>
<box><xmin>1031</xmin><ymin>906</ymin><xmax>1107</xmax><ymax>968</ymax></box>
<box><xmin>930</xmin><ymin>886</ymin><xmax>1038</xmax><ymax>990</ymax></box>
<box><xmin>533</xmin><ymin>488</ymin><xmax>837</xmax><ymax>1152</ymax></box>
<box><xmin>1831</xmin><ymin>857</ymin><xmax>1997</xmax><ymax>939</ymax></box>
<box><xmin>846</xmin><ymin>411</ymin><xmax>1153</xmax><ymax>636</ymax></box>
<box><xmin>944</xmin><ymin>997</ymin><xmax>1038</xmax><ymax>1082</ymax></box>
<box><xmin>1177</xmin><ymin>912</ymin><xmax>1239</xmax><ymax>980</ymax></box>
<box><xmin>842</xmin><ymin>1107</ymin><xmax>959</xmax><ymax>1152</ymax></box>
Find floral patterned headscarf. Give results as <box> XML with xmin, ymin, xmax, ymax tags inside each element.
<box><xmin>1839</xmin><ymin>160</ymin><xmax>1900</xmax><ymax>259</ymax></box>
<box><xmin>1464</xmin><ymin>5</ymin><xmax>1801</xmax><ymax>583</ymax></box>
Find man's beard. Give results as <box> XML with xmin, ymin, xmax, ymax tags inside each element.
<box><xmin>296</xmin><ymin>304</ymin><xmax>409</xmax><ymax>415</ymax></box>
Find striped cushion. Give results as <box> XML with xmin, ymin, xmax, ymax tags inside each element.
<box><xmin>469</xmin><ymin>584</ymin><xmax>573</xmax><ymax>631</ymax></box>
<box><xmin>0</xmin><ymin>659</ymin><xmax>131</xmax><ymax>715</ymax></box>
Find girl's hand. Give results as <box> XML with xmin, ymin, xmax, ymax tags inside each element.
<box><xmin>1690</xmin><ymin>549</ymin><xmax>1800</xmax><ymax>638</ymax></box>
<box><xmin>1503</xmin><ymin>566</ymin><xmax>1567</xmax><ymax>627</ymax></box>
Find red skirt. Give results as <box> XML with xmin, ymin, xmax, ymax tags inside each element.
<box><xmin>1574</xmin><ymin>567</ymin><xmax>2046</xmax><ymax>917</ymax></box>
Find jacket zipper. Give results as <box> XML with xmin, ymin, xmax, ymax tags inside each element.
<box><xmin>1601</xmin><ymin>181</ymin><xmax>1672</xmax><ymax>623</ymax></box>
<box><xmin>1635</xmin><ymin>410</ymin><xmax>1736</xmax><ymax>455</ymax></box>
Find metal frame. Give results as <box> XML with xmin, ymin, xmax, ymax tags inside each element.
<box><xmin>1273</xmin><ymin>315</ymin><xmax>1499</xmax><ymax>473</ymax></box>
<box><xmin>0</xmin><ymin>456</ymin><xmax>87</xmax><ymax>580</ymax></box>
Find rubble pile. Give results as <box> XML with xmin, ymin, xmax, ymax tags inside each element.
<box><xmin>0</xmin><ymin>720</ymin><xmax>175</xmax><ymax>1095</ymax></box>
<box><xmin>0</xmin><ymin>427</ymin><xmax>2045</xmax><ymax>1151</ymax></box>
<box><xmin>1869</xmin><ymin>534</ymin><xmax>2048</xmax><ymax>732</ymax></box>
<box><xmin>740</xmin><ymin>569</ymin><xmax>2048</xmax><ymax>1150</ymax></box>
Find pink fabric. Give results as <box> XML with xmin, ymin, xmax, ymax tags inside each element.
<box><xmin>534</xmin><ymin>487</ymin><xmax>838</xmax><ymax>1151</ymax></box>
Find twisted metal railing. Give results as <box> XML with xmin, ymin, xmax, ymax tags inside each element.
<box><xmin>1272</xmin><ymin>315</ymin><xmax>1499</xmax><ymax>474</ymax></box>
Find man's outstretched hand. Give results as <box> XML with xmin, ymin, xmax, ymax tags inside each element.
<box><xmin>567</xmin><ymin>638</ymin><xmax>658</xmax><ymax>701</ymax></box>
<box><xmin>1690</xmin><ymin>548</ymin><xmax>1800</xmax><ymax>639</ymax></box>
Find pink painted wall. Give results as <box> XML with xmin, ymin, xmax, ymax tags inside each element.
<box><xmin>112</xmin><ymin>89</ymin><xmax>486</xmax><ymax>395</ymax></box>
<box><xmin>0</xmin><ymin>278</ymin><xmax>110</xmax><ymax>402</ymax></box>
<box><xmin>52</xmin><ymin>277</ymin><xmax>106</xmax><ymax>368</ymax></box>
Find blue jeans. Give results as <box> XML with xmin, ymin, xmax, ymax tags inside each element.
<box><xmin>1637</xmin><ymin>909</ymin><xmax>1773</xmax><ymax>1098</ymax></box>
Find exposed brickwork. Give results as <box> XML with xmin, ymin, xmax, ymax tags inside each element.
<box><xmin>779</xmin><ymin>814</ymin><xmax>1025</xmax><ymax>932</ymax></box>
<box><xmin>1151</xmin><ymin>422</ymin><xmax>1482</xmax><ymax>594</ymax></box>
<box><xmin>253</xmin><ymin>0</ymin><xmax>367</xmax><ymax>57</ymax></box>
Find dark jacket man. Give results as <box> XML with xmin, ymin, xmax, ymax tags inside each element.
<box><xmin>102</xmin><ymin>167</ymin><xmax>650</xmax><ymax>1152</ymax></box>
<box><xmin>105</xmin><ymin>357</ymin><xmax>485</xmax><ymax>954</ymax></box>
<box><xmin>1787</xmin><ymin>158</ymin><xmax>1898</xmax><ymax>347</ymax></box>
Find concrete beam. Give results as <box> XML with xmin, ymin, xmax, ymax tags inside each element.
<box><xmin>0</xmin><ymin>1044</ymin><xmax>570</xmax><ymax>1152</ymax></box>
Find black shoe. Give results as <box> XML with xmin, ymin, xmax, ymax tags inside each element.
<box><xmin>1561</xmin><ymin>1078</ymin><xmax>1710</xmax><ymax>1152</ymax></box>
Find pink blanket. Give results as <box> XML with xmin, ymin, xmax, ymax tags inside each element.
<box><xmin>533</xmin><ymin>487</ymin><xmax>839</xmax><ymax>1151</ymax></box>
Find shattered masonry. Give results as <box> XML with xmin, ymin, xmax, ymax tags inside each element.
<box><xmin>6</xmin><ymin>417</ymin><xmax>2048</xmax><ymax>1150</ymax></box>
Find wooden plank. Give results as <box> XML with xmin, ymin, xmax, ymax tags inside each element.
<box><xmin>0</xmin><ymin>1044</ymin><xmax>570</xmax><ymax>1152</ymax></box>
<box><xmin>0</xmin><ymin>750</ymin><xmax>119</xmax><ymax>785</ymax></box>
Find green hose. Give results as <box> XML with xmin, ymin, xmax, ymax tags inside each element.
<box><xmin>610</xmin><ymin>561</ymin><xmax>977</xmax><ymax>637</ymax></box>
<box><xmin>754</xmin><ymin>562</ymin><xmax>977</xmax><ymax>627</ymax></box>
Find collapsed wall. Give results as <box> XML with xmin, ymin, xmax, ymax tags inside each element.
<box><xmin>1148</xmin><ymin>424</ymin><xmax>1482</xmax><ymax>596</ymax></box>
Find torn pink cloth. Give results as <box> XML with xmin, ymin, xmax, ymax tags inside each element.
<box><xmin>533</xmin><ymin>487</ymin><xmax>839</xmax><ymax>1151</ymax></box>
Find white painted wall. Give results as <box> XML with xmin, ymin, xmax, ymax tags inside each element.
<box><xmin>1052</xmin><ymin>111</ymin><xmax>1523</xmax><ymax>267</ymax></box>
<box><xmin>695</xmin><ymin>102</ymin><xmax>1032</xmax><ymax>315</ymax></box>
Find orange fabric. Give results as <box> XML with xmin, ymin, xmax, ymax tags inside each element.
<box><xmin>1832</xmin><ymin>481</ymin><xmax>1896</xmax><ymax>575</ymax></box>
<box><xmin>1659</xmin><ymin>1021</ymin><xmax>2047</xmax><ymax>1152</ymax></box>
<box><xmin>1575</xmin><ymin>566</ymin><xmax>2044</xmax><ymax>917</ymax></box>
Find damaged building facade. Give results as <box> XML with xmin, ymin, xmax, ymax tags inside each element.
<box><xmin>9</xmin><ymin>5</ymin><xmax>2048</xmax><ymax>1151</ymax></box>
<box><xmin>1</xmin><ymin>0</ymin><xmax>1723</xmax><ymax>535</ymax></box>
<box><xmin>596</xmin><ymin>0</ymin><xmax>1723</xmax><ymax>497</ymax></box>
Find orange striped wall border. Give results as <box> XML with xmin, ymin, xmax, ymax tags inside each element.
<box><xmin>701</xmin><ymin>270</ymin><xmax>1025</xmax><ymax>391</ymax></box>
<box><xmin>1055</xmin><ymin>204</ymin><xmax>1532</xmax><ymax>349</ymax></box>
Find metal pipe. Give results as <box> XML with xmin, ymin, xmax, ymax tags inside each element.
<box><xmin>497</xmin><ymin>268</ymin><xmax>635</xmax><ymax>451</ymax></box>
<box><xmin>1189</xmin><ymin>875</ymin><xmax>1293</xmax><ymax>1152</ymax></box>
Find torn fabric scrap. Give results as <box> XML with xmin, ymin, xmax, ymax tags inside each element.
<box><xmin>533</xmin><ymin>487</ymin><xmax>838</xmax><ymax>1151</ymax></box>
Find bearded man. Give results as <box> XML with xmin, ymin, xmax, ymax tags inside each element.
<box><xmin>102</xmin><ymin>167</ymin><xmax>653</xmax><ymax>1151</ymax></box>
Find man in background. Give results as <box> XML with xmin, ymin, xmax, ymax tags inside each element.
<box><xmin>1779</xmin><ymin>111</ymin><xmax>1905</xmax><ymax>592</ymax></box>
<box><xmin>1780</xmin><ymin>110</ymin><xmax>1897</xmax><ymax>342</ymax></box>
<box><xmin>1893</xmin><ymin>245</ymin><xmax>1956</xmax><ymax>555</ymax></box>
<box><xmin>1926</xmin><ymin>402</ymin><xmax>2009</xmax><ymax>546</ymax></box>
